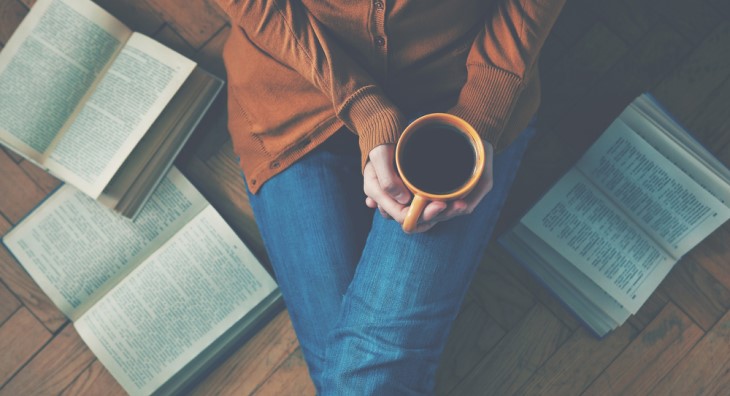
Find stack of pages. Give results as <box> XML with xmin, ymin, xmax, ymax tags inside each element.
<box><xmin>499</xmin><ymin>94</ymin><xmax>730</xmax><ymax>337</ymax></box>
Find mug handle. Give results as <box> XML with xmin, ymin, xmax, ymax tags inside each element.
<box><xmin>402</xmin><ymin>194</ymin><xmax>428</xmax><ymax>233</ymax></box>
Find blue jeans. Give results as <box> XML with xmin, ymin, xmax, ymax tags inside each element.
<box><xmin>246</xmin><ymin>120</ymin><xmax>536</xmax><ymax>395</ymax></box>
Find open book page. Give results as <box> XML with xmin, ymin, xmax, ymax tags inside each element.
<box><xmin>0</xmin><ymin>0</ymin><xmax>130</xmax><ymax>163</ymax></box>
<box><xmin>500</xmin><ymin>227</ymin><xmax>626</xmax><ymax>337</ymax></box>
<box><xmin>631</xmin><ymin>95</ymin><xmax>730</xmax><ymax>199</ymax></box>
<box><xmin>98</xmin><ymin>69</ymin><xmax>222</xmax><ymax>215</ymax></box>
<box><xmin>74</xmin><ymin>205</ymin><xmax>278</xmax><ymax>396</ymax></box>
<box><xmin>575</xmin><ymin>118</ymin><xmax>730</xmax><ymax>258</ymax></box>
<box><xmin>509</xmin><ymin>224</ymin><xmax>631</xmax><ymax>326</ymax></box>
<box><xmin>2</xmin><ymin>168</ymin><xmax>206</xmax><ymax>318</ymax></box>
<box><xmin>44</xmin><ymin>32</ymin><xmax>196</xmax><ymax>198</ymax></box>
<box><xmin>521</xmin><ymin>169</ymin><xmax>675</xmax><ymax>313</ymax></box>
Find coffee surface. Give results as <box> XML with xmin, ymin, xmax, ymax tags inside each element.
<box><xmin>399</xmin><ymin>125</ymin><xmax>476</xmax><ymax>194</ymax></box>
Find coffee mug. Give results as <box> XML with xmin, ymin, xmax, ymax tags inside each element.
<box><xmin>395</xmin><ymin>113</ymin><xmax>485</xmax><ymax>233</ymax></box>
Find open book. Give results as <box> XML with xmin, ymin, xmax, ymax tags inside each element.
<box><xmin>499</xmin><ymin>94</ymin><xmax>730</xmax><ymax>337</ymax></box>
<box><xmin>0</xmin><ymin>0</ymin><xmax>223</xmax><ymax>218</ymax></box>
<box><xmin>2</xmin><ymin>168</ymin><xmax>281</xmax><ymax>396</ymax></box>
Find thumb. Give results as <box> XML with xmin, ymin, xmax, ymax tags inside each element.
<box><xmin>368</xmin><ymin>144</ymin><xmax>411</xmax><ymax>204</ymax></box>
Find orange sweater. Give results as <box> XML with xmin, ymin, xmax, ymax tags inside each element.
<box><xmin>215</xmin><ymin>0</ymin><xmax>565</xmax><ymax>193</ymax></box>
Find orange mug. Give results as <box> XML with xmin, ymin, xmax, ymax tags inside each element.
<box><xmin>395</xmin><ymin>113</ymin><xmax>485</xmax><ymax>233</ymax></box>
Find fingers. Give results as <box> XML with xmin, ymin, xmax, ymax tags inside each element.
<box><xmin>415</xmin><ymin>141</ymin><xmax>495</xmax><ymax>229</ymax></box>
<box><xmin>368</xmin><ymin>145</ymin><xmax>410</xmax><ymax>204</ymax></box>
<box><xmin>421</xmin><ymin>201</ymin><xmax>447</xmax><ymax>222</ymax></box>
<box><xmin>363</xmin><ymin>141</ymin><xmax>495</xmax><ymax>232</ymax></box>
<box><xmin>365</xmin><ymin>196</ymin><xmax>391</xmax><ymax>219</ymax></box>
<box><xmin>363</xmin><ymin>160</ymin><xmax>409</xmax><ymax>222</ymax></box>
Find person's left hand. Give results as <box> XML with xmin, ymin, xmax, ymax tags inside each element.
<box><xmin>404</xmin><ymin>139</ymin><xmax>494</xmax><ymax>233</ymax></box>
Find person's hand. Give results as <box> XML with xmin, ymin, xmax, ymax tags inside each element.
<box><xmin>363</xmin><ymin>141</ymin><xmax>494</xmax><ymax>233</ymax></box>
<box><xmin>363</xmin><ymin>144</ymin><xmax>411</xmax><ymax>222</ymax></box>
<box><xmin>405</xmin><ymin>140</ymin><xmax>494</xmax><ymax>233</ymax></box>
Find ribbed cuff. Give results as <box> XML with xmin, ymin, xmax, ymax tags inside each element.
<box><xmin>337</xmin><ymin>85</ymin><xmax>407</xmax><ymax>171</ymax></box>
<box><xmin>449</xmin><ymin>64</ymin><xmax>523</xmax><ymax>150</ymax></box>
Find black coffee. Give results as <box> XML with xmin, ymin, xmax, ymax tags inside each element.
<box><xmin>399</xmin><ymin>124</ymin><xmax>476</xmax><ymax>194</ymax></box>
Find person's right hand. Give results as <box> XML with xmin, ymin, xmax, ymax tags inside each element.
<box><xmin>363</xmin><ymin>144</ymin><xmax>410</xmax><ymax>222</ymax></box>
<box><xmin>363</xmin><ymin>144</ymin><xmax>450</xmax><ymax>230</ymax></box>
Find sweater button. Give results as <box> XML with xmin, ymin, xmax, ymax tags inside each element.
<box><xmin>270</xmin><ymin>161</ymin><xmax>281</xmax><ymax>169</ymax></box>
<box><xmin>374</xmin><ymin>1</ymin><xmax>384</xmax><ymax>10</ymax></box>
<box><xmin>375</xmin><ymin>36</ymin><xmax>385</xmax><ymax>47</ymax></box>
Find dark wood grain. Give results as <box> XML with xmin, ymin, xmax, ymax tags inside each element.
<box><xmin>648</xmin><ymin>309</ymin><xmax>730</xmax><ymax>395</ymax></box>
<box><xmin>0</xmin><ymin>281</ymin><xmax>20</xmax><ymax>325</ymax></box>
<box><xmin>250</xmin><ymin>349</ymin><xmax>315</xmax><ymax>396</ymax></box>
<box><xmin>435</xmin><ymin>297</ymin><xmax>506</xmax><ymax>395</ymax></box>
<box><xmin>0</xmin><ymin>0</ymin><xmax>27</xmax><ymax>46</ymax></box>
<box><xmin>582</xmin><ymin>303</ymin><xmax>704</xmax><ymax>396</ymax></box>
<box><xmin>0</xmin><ymin>308</ymin><xmax>50</xmax><ymax>385</ymax></box>
<box><xmin>0</xmin><ymin>151</ymin><xmax>47</xmax><ymax>224</ymax></box>
<box><xmin>0</xmin><ymin>246</ymin><xmax>67</xmax><ymax>332</ymax></box>
<box><xmin>191</xmin><ymin>311</ymin><xmax>301</xmax><ymax>396</ymax></box>
<box><xmin>515</xmin><ymin>324</ymin><xmax>638</xmax><ymax>396</ymax></box>
<box><xmin>660</xmin><ymin>258</ymin><xmax>730</xmax><ymax>331</ymax></box>
<box><xmin>59</xmin><ymin>360</ymin><xmax>126</xmax><ymax>396</ymax></box>
<box><xmin>0</xmin><ymin>325</ymin><xmax>95</xmax><ymax>396</ymax></box>
<box><xmin>448</xmin><ymin>304</ymin><xmax>572</xmax><ymax>396</ymax></box>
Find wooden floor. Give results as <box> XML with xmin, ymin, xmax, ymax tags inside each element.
<box><xmin>2</xmin><ymin>0</ymin><xmax>730</xmax><ymax>394</ymax></box>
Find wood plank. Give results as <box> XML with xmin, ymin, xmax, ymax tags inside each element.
<box><xmin>153</xmin><ymin>24</ymin><xmax>195</xmax><ymax>61</ymax></box>
<box><xmin>627</xmin><ymin>288</ymin><xmax>670</xmax><ymax>331</ymax></box>
<box><xmin>721</xmin><ymin>141</ymin><xmax>730</xmax><ymax>167</ymax></box>
<box><xmin>488</xmin><ymin>242</ymin><xmax>581</xmax><ymax>331</ymax></box>
<box><xmin>0</xmin><ymin>214</ymin><xmax>11</xmax><ymax>235</ymax></box>
<box><xmin>548</xmin><ymin>0</ymin><xmax>597</xmax><ymax>49</ymax></box>
<box><xmin>648</xmin><ymin>309</ymin><xmax>730</xmax><ymax>395</ymax></box>
<box><xmin>18</xmin><ymin>160</ymin><xmax>61</xmax><ymax>194</ymax></box>
<box><xmin>695</xmin><ymin>225</ymin><xmax>730</xmax><ymax>290</ymax></box>
<box><xmin>606</xmin><ymin>0</ymin><xmax>657</xmax><ymax>42</ymax></box>
<box><xmin>0</xmin><ymin>149</ymin><xmax>47</xmax><ymax>224</ymax></box>
<box><xmin>1</xmin><ymin>147</ymin><xmax>24</xmax><ymax>163</ymax></box>
<box><xmin>655</xmin><ymin>0</ymin><xmax>722</xmax><ymax>44</ymax></box>
<box><xmin>537</xmin><ymin>29</ymin><xmax>568</xmax><ymax>69</ymax></box>
<box><xmin>195</xmin><ymin>25</ymin><xmax>229</xmax><ymax>80</ymax></box>
<box><xmin>59</xmin><ymin>360</ymin><xmax>125</xmax><ymax>396</ymax></box>
<box><xmin>684</xmin><ymin>74</ymin><xmax>730</xmax><ymax>155</ymax></box>
<box><xmin>659</xmin><ymin>256</ymin><xmax>730</xmax><ymax>331</ymax></box>
<box><xmin>448</xmin><ymin>304</ymin><xmax>572</xmax><ymax>396</ymax></box>
<box><xmin>94</xmin><ymin>0</ymin><xmax>165</xmax><ymax>36</ymax></box>
<box><xmin>468</xmin><ymin>255</ymin><xmax>535</xmax><ymax>330</ymax></box>
<box><xmin>582</xmin><ymin>303</ymin><xmax>704</xmax><ymax>396</ymax></box>
<box><xmin>0</xmin><ymin>0</ymin><xmax>27</xmax><ymax>46</ymax></box>
<box><xmin>0</xmin><ymin>245</ymin><xmax>67</xmax><ymax>332</ymax></box>
<box><xmin>539</xmin><ymin>22</ymin><xmax>629</xmax><ymax>127</ymax></box>
<box><xmin>184</xmin><ymin>92</ymin><xmax>230</xmax><ymax>161</ymax></box>
<box><xmin>585</xmin><ymin>0</ymin><xmax>650</xmax><ymax>44</ymax></box>
<box><xmin>143</xmin><ymin>0</ymin><xmax>227</xmax><ymax>49</ymax></box>
<box><xmin>0</xmin><ymin>325</ymin><xmax>95</xmax><ymax>396</ymax></box>
<box><xmin>190</xmin><ymin>310</ymin><xmax>300</xmax><ymax>396</ymax></box>
<box><xmin>435</xmin><ymin>298</ymin><xmax>506</xmax><ymax>395</ymax></box>
<box><xmin>706</xmin><ymin>0</ymin><xmax>730</xmax><ymax>17</ymax></box>
<box><xmin>515</xmin><ymin>324</ymin><xmax>638</xmax><ymax>396</ymax></box>
<box><xmin>553</xmin><ymin>22</ymin><xmax>692</xmax><ymax>152</ymax></box>
<box><xmin>0</xmin><ymin>308</ymin><xmax>51</xmax><ymax>385</ymax></box>
<box><xmin>653</xmin><ymin>21</ymin><xmax>730</xmax><ymax>127</ymax></box>
<box><xmin>0</xmin><ymin>280</ymin><xmax>20</xmax><ymax>325</ymax></box>
<box><xmin>495</xmin><ymin>128</ymin><xmax>582</xmax><ymax>235</ymax></box>
<box><xmin>250</xmin><ymin>348</ymin><xmax>315</xmax><ymax>396</ymax></box>
<box><xmin>179</xmin><ymin>151</ymin><xmax>269</xmax><ymax>268</ymax></box>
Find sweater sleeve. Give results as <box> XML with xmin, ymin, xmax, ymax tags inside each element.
<box><xmin>448</xmin><ymin>0</ymin><xmax>566</xmax><ymax>149</ymax></box>
<box><xmin>214</xmin><ymin>0</ymin><xmax>407</xmax><ymax>168</ymax></box>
